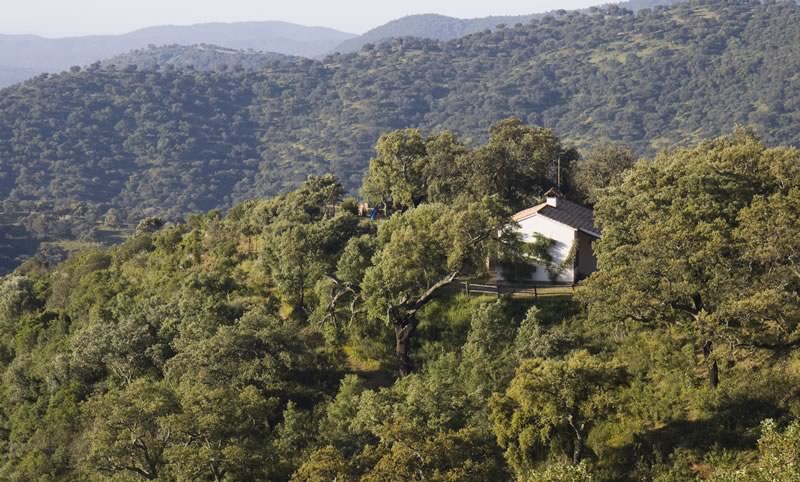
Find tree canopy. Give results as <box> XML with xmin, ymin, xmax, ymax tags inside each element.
<box><xmin>3</xmin><ymin>42</ymin><xmax>800</xmax><ymax>481</ymax></box>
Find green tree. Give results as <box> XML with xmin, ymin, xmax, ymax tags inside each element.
<box><xmin>0</xmin><ymin>275</ymin><xmax>42</xmax><ymax>358</ymax></box>
<box><xmin>357</xmin><ymin>426</ymin><xmax>508</xmax><ymax>482</ymax></box>
<box><xmin>733</xmin><ymin>187</ymin><xmax>800</xmax><ymax>346</ymax></box>
<box><xmin>578</xmin><ymin>132</ymin><xmax>800</xmax><ymax>386</ymax></box>
<box><xmin>69</xmin><ymin>313</ymin><xmax>158</xmax><ymax>385</ymax></box>
<box><xmin>709</xmin><ymin>419</ymin><xmax>800</xmax><ymax>482</ymax></box>
<box><xmin>572</xmin><ymin>143</ymin><xmax>636</xmax><ymax>204</ymax></box>
<box><xmin>361</xmin><ymin>129</ymin><xmax>428</xmax><ymax>211</ymax></box>
<box><xmin>261</xmin><ymin>175</ymin><xmax>362</xmax><ymax>320</ymax></box>
<box><xmin>164</xmin><ymin>383</ymin><xmax>274</xmax><ymax>481</ymax></box>
<box><xmin>163</xmin><ymin>308</ymin><xmax>330</xmax><ymax>479</ymax></box>
<box><xmin>0</xmin><ymin>275</ymin><xmax>40</xmax><ymax>321</ymax></box>
<box><xmin>460</xmin><ymin>300</ymin><xmax>516</xmax><ymax>401</ymax></box>
<box><xmin>80</xmin><ymin>379</ymin><xmax>179</xmax><ymax>480</ymax></box>
<box><xmin>135</xmin><ymin>217</ymin><xmax>164</xmax><ymax>235</ymax></box>
<box><xmin>527</xmin><ymin>461</ymin><xmax>594</xmax><ymax>482</ymax></box>
<box><xmin>490</xmin><ymin>350</ymin><xmax>623</xmax><ymax>474</ymax></box>
<box><xmin>264</xmin><ymin>224</ymin><xmax>326</xmax><ymax>319</ymax></box>
<box><xmin>467</xmin><ymin>118</ymin><xmax>577</xmax><ymax>212</ymax></box>
<box><xmin>514</xmin><ymin>306</ymin><xmax>572</xmax><ymax>361</ymax></box>
<box><xmin>317</xmin><ymin>375</ymin><xmax>372</xmax><ymax>454</ymax></box>
<box><xmin>357</xmin><ymin>200</ymin><xmax>513</xmax><ymax>375</ymax></box>
<box><xmin>422</xmin><ymin>131</ymin><xmax>469</xmax><ymax>204</ymax></box>
<box><xmin>291</xmin><ymin>446</ymin><xmax>356</xmax><ymax>482</ymax></box>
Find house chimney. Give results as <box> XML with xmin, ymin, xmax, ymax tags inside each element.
<box><xmin>544</xmin><ymin>187</ymin><xmax>561</xmax><ymax>208</ymax></box>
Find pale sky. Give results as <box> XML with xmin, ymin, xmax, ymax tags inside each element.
<box><xmin>1</xmin><ymin>0</ymin><xmax>604</xmax><ymax>37</ymax></box>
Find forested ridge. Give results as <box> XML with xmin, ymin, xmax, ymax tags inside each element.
<box><xmin>102</xmin><ymin>45</ymin><xmax>292</xmax><ymax>72</ymax></box>
<box><xmin>3</xmin><ymin>0</ymin><xmax>800</xmax><ymax>273</ymax></box>
<box><xmin>0</xmin><ymin>0</ymin><xmax>678</xmax><ymax>88</ymax></box>
<box><xmin>2</xmin><ymin>120</ymin><xmax>800</xmax><ymax>480</ymax></box>
<box><xmin>0</xmin><ymin>22</ymin><xmax>355</xmax><ymax>88</ymax></box>
<box><xmin>328</xmin><ymin>0</ymin><xmax>683</xmax><ymax>54</ymax></box>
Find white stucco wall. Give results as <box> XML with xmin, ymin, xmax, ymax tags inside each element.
<box><xmin>504</xmin><ymin>214</ymin><xmax>577</xmax><ymax>283</ymax></box>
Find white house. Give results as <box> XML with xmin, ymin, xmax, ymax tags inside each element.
<box><xmin>499</xmin><ymin>189</ymin><xmax>600</xmax><ymax>285</ymax></box>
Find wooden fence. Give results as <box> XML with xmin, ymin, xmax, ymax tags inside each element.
<box><xmin>458</xmin><ymin>280</ymin><xmax>575</xmax><ymax>299</ymax></box>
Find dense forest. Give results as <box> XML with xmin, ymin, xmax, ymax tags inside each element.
<box><xmin>3</xmin><ymin>0</ymin><xmax>800</xmax><ymax>273</ymax></box>
<box><xmin>330</xmin><ymin>0</ymin><xmax>683</xmax><ymax>54</ymax></box>
<box><xmin>102</xmin><ymin>45</ymin><xmax>291</xmax><ymax>73</ymax></box>
<box><xmin>0</xmin><ymin>0</ymin><xmax>682</xmax><ymax>87</ymax></box>
<box><xmin>2</xmin><ymin>121</ymin><xmax>800</xmax><ymax>480</ymax></box>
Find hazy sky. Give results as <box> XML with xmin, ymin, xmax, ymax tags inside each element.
<box><xmin>1</xmin><ymin>0</ymin><xmax>604</xmax><ymax>37</ymax></box>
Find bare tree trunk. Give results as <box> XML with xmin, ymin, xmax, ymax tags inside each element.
<box><xmin>389</xmin><ymin>271</ymin><xmax>459</xmax><ymax>376</ymax></box>
<box><xmin>394</xmin><ymin>318</ymin><xmax>417</xmax><ymax>376</ymax></box>
<box><xmin>573</xmin><ymin>440</ymin><xmax>584</xmax><ymax>465</ymax></box>
<box><xmin>709</xmin><ymin>360</ymin><xmax>719</xmax><ymax>389</ymax></box>
<box><xmin>703</xmin><ymin>337</ymin><xmax>719</xmax><ymax>389</ymax></box>
<box><xmin>568</xmin><ymin>415</ymin><xmax>586</xmax><ymax>465</ymax></box>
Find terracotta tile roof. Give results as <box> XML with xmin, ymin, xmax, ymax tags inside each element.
<box><xmin>512</xmin><ymin>199</ymin><xmax>600</xmax><ymax>237</ymax></box>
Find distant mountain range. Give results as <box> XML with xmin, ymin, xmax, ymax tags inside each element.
<box><xmin>0</xmin><ymin>0</ymin><xmax>687</xmax><ymax>88</ymax></box>
<box><xmin>0</xmin><ymin>22</ymin><xmax>356</xmax><ymax>87</ymax></box>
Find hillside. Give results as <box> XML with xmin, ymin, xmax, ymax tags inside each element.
<box><xmin>329</xmin><ymin>0</ymin><xmax>684</xmax><ymax>54</ymax></box>
<box><xmin>102</xmin><ymin>44</ymin><xmax>291</xmax><ymax>72</ymax></box>
<box><xmin>0</xmin><ymin>22</ymin><xmax>355</xmax><ymax>87</ymax></box>
<box><xmin>2</xmin><ymin>129</ymin><xmax>800</xmax><ymax>480</ymax></box>
<box><xmin>328</xmin><ymin>13</ymin><xmax>545</xmax><ymax>55</ymax></box>
<box><xmin>3</xmin><ymin>0</ymin><xmax>800</xmax><ymax>273</ymax></box>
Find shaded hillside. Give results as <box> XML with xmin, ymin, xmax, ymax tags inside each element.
<box><xmin>102</xmin><ymin>44</ymin><xmax>291</xmax><ymax>72</ymax></box>
<box><xmin>2</xmin><ymin>0</ymin><xmax>800</xmax><ymax>272</ymax></box>
<box><xmin>0</xmin><ymin>22</ymin><xmax>355</xmax><ymax>87</ymax></box>
<box><xmin>329</xmin><ymin>0</ymin><xmax>684</xmax><ymax>54</ymax></box>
